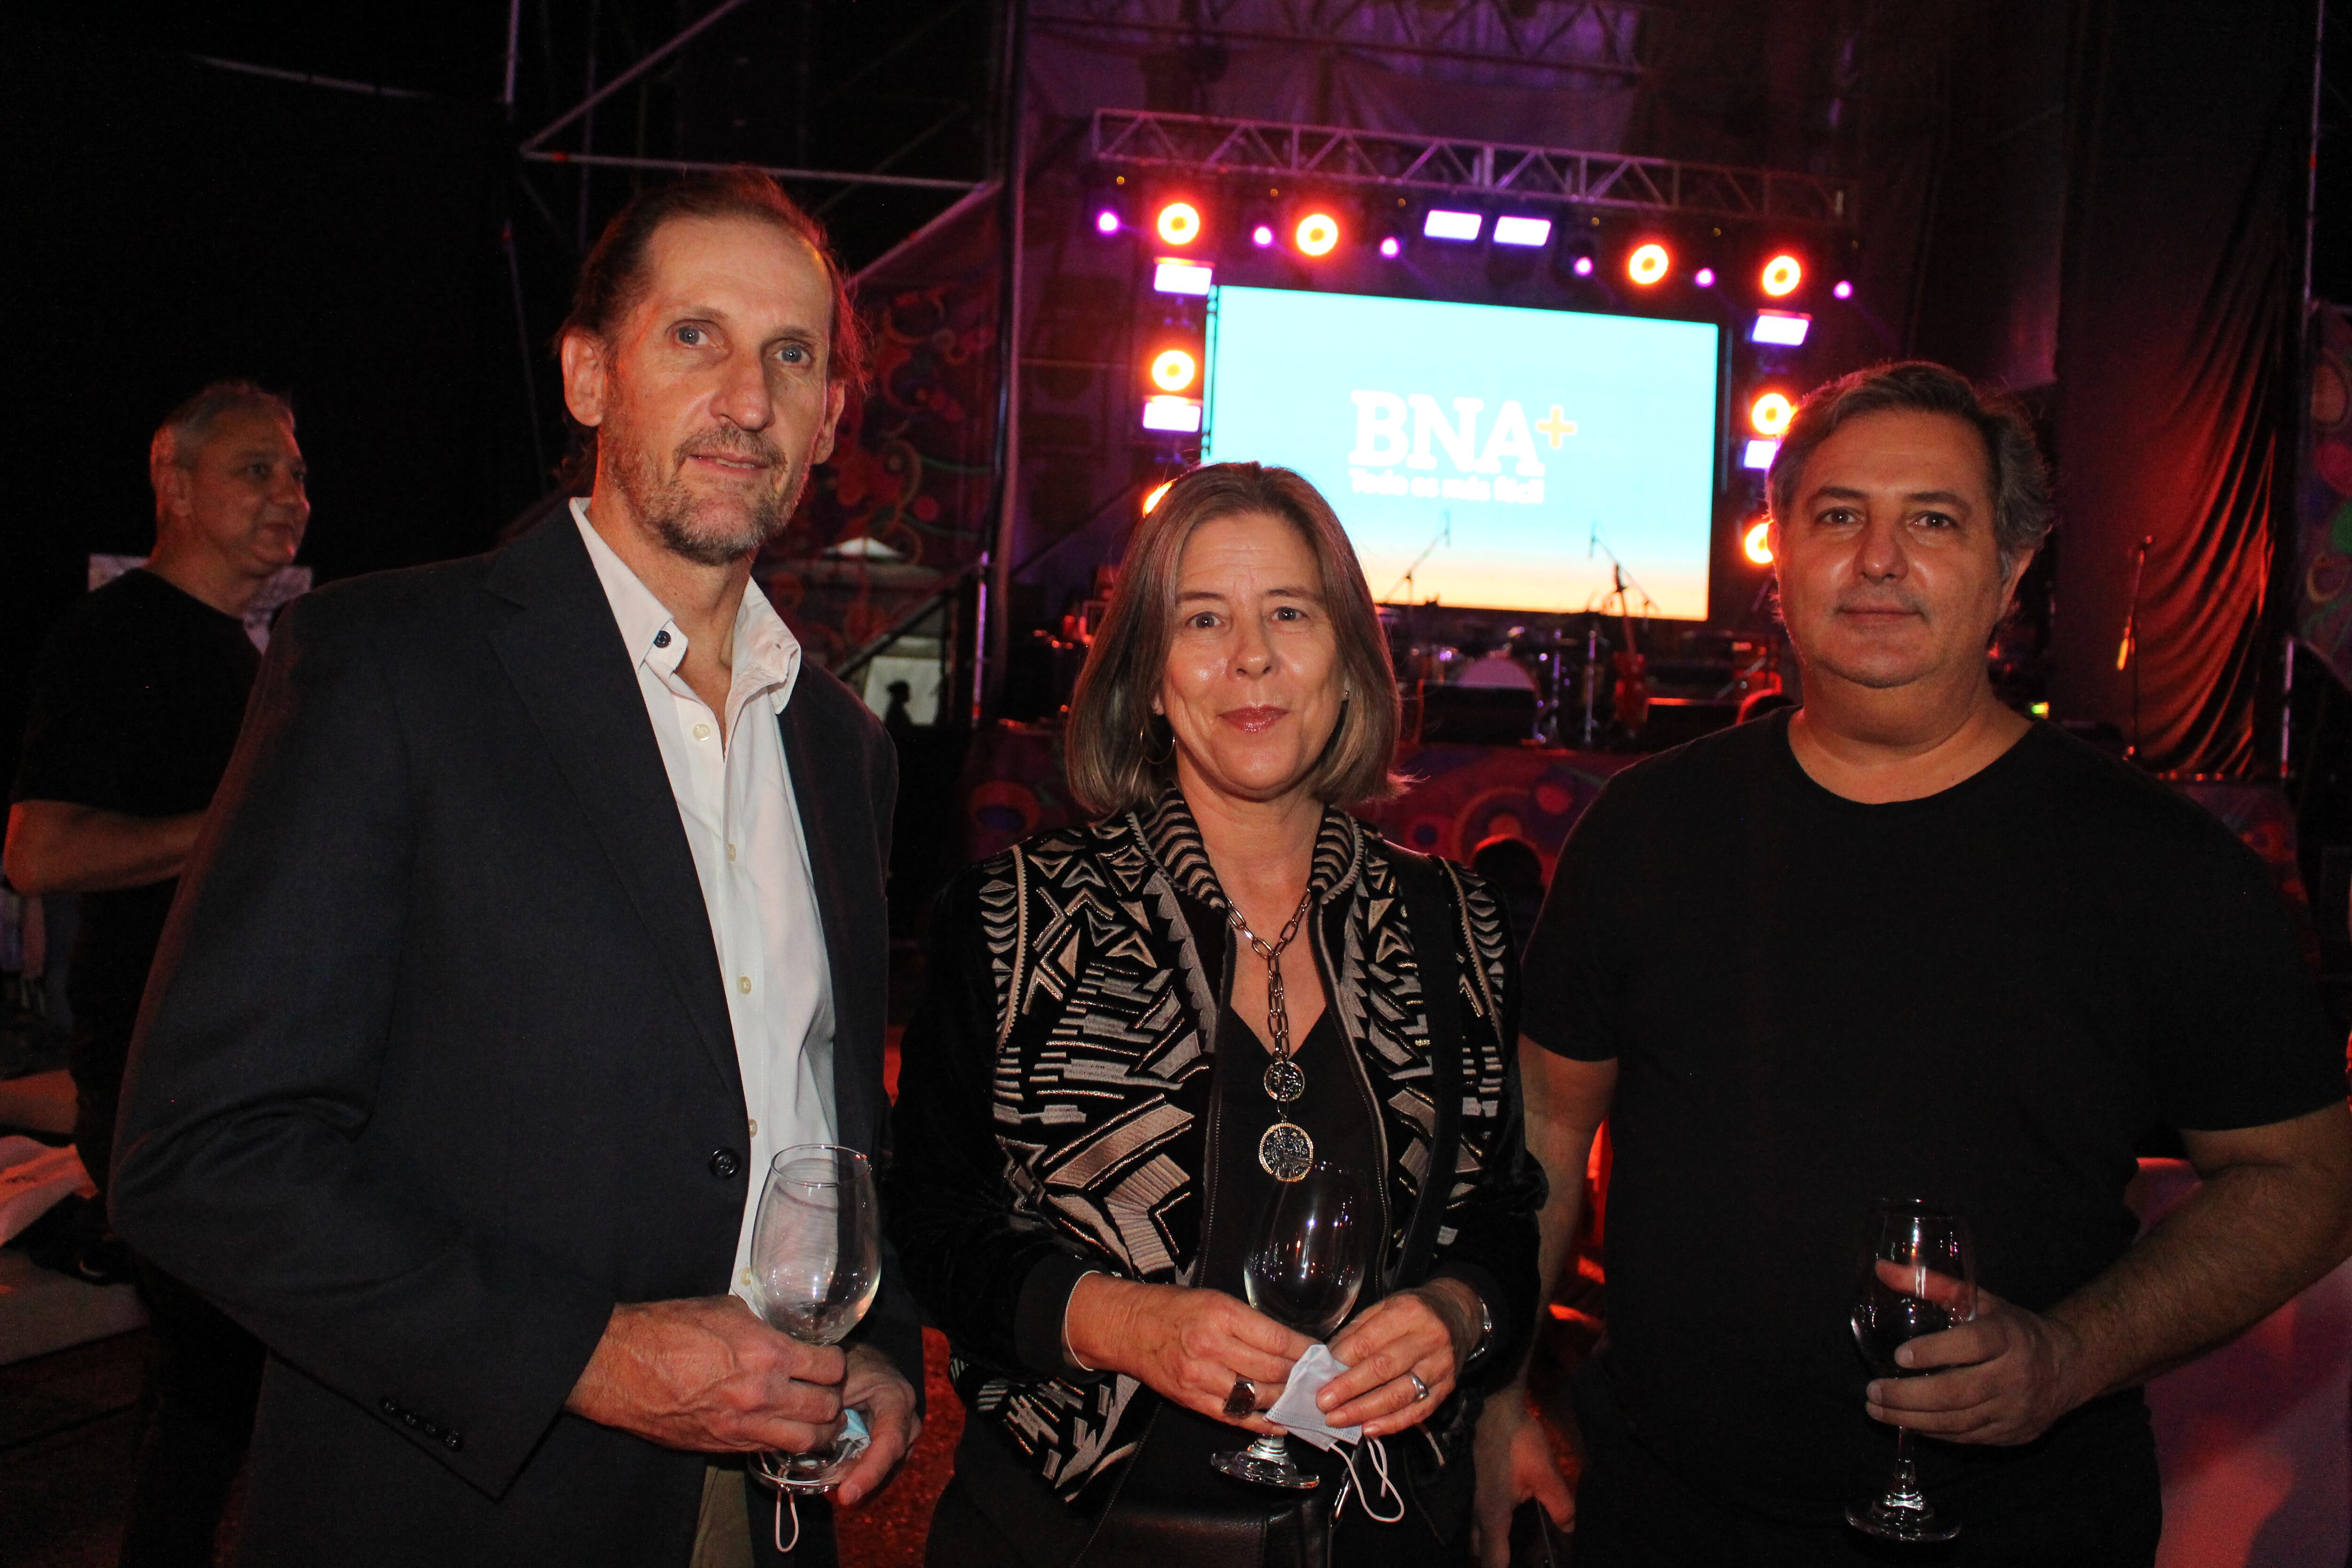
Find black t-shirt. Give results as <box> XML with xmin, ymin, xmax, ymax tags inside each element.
<box><xmin>1521</xmin><ymin>711</ymin><xmax>2344</xmax><ymax>1522</ymax></box>
<box><xmin>11</xmin><ymin>569</ymin><xmax>262</xmax><ymax>1036</ymax></box>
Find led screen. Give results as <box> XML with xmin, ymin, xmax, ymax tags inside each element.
<box><xmin>1201</xmin><ymin>286</ymin><xmax>1721</xmax><ymax>618</ymax></box>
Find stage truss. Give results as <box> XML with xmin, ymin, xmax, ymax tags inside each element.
<box><xmin>1091</xmin><ymin>109</ymin><xmax>1859</xmax><ymax>226</ymax></box>
<box><xmin>1036</xmin><ymin>0</ymin><xmax>1661</xmax><ymax>79</ymax></box>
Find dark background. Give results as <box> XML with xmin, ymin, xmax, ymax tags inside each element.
<box><xmin>5</xmin><ymin>0</ymin><xmax>2352</xmax><ymax>824</ymax></box>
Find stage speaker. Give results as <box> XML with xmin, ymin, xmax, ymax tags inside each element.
<box><xmin>1418</xmin><ymin>684</ymin><xmax>1536</xmax><ymax>745</ymax></box>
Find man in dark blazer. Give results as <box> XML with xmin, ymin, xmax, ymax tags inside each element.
<box><xmin>111</xmin><ymin>172</ymin><xmax>920</xmax><ymax>1566</ymax></box>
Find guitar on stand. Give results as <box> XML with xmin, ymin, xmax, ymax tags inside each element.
<box><xmin>1608</xmin><ymin>565</ymin><xmax>1652</xmax><ymax>741</ymax></box>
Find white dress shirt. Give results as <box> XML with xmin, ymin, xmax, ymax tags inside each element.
<box><xmin>573</xmin><ymin>501</ymin><xmax>836</xmax><ymax>1300</ymax></box>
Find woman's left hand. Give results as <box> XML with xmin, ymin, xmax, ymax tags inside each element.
<box><xmin>1317</xmin><ymin>1279</ymin><xmax>1480</xmax><ymax>1437</ymax></box>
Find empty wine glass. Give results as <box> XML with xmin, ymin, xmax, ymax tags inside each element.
<box><xmin>1213</xmin><ymin>1160</ymin><xmax>1372</xmax><ymax>1490</ymax></box>
<box><xmin>1847</xmin><ymin>1198</ymin><xmax>1976</xmax><ymax>1544</ymax></box>
<box><xmin>746</xmin><ymin>1145</ymin><xmax>882</xmax><ymax>1496</ymax></box>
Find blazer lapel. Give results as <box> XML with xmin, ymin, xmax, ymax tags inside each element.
<box><xmin>779</xmin><ymin>694</ymin><xmax>884</xmax><ymax>1161</ymax></box>
<box><xmin>485</xmin><ymin>517</ymin><xmax>743</xmax><ymax>1102</ymax></box>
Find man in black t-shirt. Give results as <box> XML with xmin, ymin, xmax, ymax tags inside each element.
<box><xmin>1472</xmin><ymin>363</ymin><xmax>2352</xmax><ymax>1568</ymax></box>
<box><xmin>6</xmin><ymin>380</ymin><xmax>308</xmax><ymax>1567</ymax></box>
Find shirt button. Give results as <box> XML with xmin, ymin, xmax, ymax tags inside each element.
<box><xmin>737</xmin><ymin>975</ymin><xmax>752</xmax><ymax>995</ymax></box>
<box><xmin>693</xmin><ymin>723</ymin><xmax>712</xmax><ymax>741</ymax></box>
<box><xmin>726</xmin><ymin>844</ymin><xmax>738</xmax><ymax>861</ymax></box>
<box><xmin>652</xmin><ymin>629</ymin><xmax>671</xmax><ymax>649</ymax></box>
<box><xmin>747</xmin><ymin>1118</ymin><xmax>760</xmax><ymax>1138</ymax></box>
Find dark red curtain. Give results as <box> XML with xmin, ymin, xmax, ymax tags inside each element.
<box><xmin>2047</xmin><ymin>0</ymin><xmax>2313</xmax><ymax>772</ymax></box>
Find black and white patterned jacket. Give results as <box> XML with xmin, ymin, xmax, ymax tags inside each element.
<box><xmin>886</xmin><ymin>789</ymin><xmax>1545</xmax><ymax>1506</ymax></box>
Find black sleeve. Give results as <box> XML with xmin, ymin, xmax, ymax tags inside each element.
<box><xmin>1426</xmin><ymin>879</ymin><xmax>1546</xmax><ymax>1387</ymax></box>
<box><xmin>882</xmin><ymin>872</ymin><xmax>1099</xmax><ymax>1381</ymax></box>
<box><xmin>1517</xmin><ymin>776</ymin><xmax>1637</xmax><ymax>1061</ymax></box>
<box><xmin>2143</xmin><ymin>821</ymin><xmax>2347</xmax><ymax>1132</ymax></box>
<box><xmin>109</xmin><ymin>591</ymin><xmax>617</xmax><ymax>1499</ymax></box>
<box><xmin>853</xmin><ymin>720</ymin><xmax>926</xmax><ymax>1402</ymax></box>
<box><xmin>10</xmin><ymin>605</ymin><xmax>143</xmax><ymax>810</ymax></box>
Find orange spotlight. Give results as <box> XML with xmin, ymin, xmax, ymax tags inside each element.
<box><xmin>1626</xmin><ymin>242</ymin><xmax>1671</xmax><ymax>286</ymax></box>
<box><xmin>1143</xmin><ymin>480</ymin><xmax>1174</xmax><ymax>514</ymax></box>
<box><xmin>1155</xmin><ymin>200</ymin><xmax>1202</xmax><ymax>247</ymax></box>
<box><xmin>1743</xmin><ymin>519</ymin><xmax>1775</xmax><ymax>565</ymax></box>
<box><xmin>1749</xmin><ymin>390</ymin><xmax>1795</xmax><ymax>437</ymax></box>
<box><xmin>1760</xmin><ymin>253</ymin><xmax>1804</xmax><ymax>297</ymax></box>
<box><xmin>1294</xmin><ymin>212</ymin><xmax>1340</xmax><ymax>257</ymax></box>
<box><xmin>1149</xmin><ymin>348</ymin><xmax>1199</xmax><ymax>393</ymax></box>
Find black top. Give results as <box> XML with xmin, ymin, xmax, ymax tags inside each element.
<box><xmin>11</xmin><ymin>569</ymin><xmax>261</xmax><ymax>1035</ymax></box>
<box><xmin>1521</xmin><ymin>711</ymin><xmax>2344</xmax><ymax>1522</ymax></box>
<box><xmin>1197</xmin><ymin>1004</ymin><xmax>1390</xmax><ymax>1309</ymax></box>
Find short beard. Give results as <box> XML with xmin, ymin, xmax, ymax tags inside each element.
<box><xmin>609</xmin><ymin>424</ymin><xmax>806</xmax><ymax>568</ymax></box>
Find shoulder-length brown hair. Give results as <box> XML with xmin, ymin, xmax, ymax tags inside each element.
<box><xmin>1065</xmin><ymin>462</ymin><xmax>1400</xmax><ymax>817</ymax></box>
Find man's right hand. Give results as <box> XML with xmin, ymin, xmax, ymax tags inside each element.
<box><xmin>565</xmin><ymin>1296</ymin><xmax>847</xmax><ymax>1453</ymax></box>
<box><xmin>1064</xmin><ymin>1275</ymin><xmax>1313</xmax><ymax>1433</ymax></box>
<box><xmin>1470</xmin><ymin>1385</ymin><xmax>1574</xmax><ymax>1568</ymax></box>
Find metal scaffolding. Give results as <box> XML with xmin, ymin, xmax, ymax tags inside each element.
<box><xmin>1090</xmin><ymin>109</ymin><xmax>1859</xmax><ymax>226</ymax></box>
<box><xmin>1035</xmin><ymin>0</ymin><xmax>1661</xmax><ymax>79</ymax></box>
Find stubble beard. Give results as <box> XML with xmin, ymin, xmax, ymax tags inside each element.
<box><xmin>609</xmin><ymin>421</ymin><xmax>809</xmax><ymax>569</ymax></box>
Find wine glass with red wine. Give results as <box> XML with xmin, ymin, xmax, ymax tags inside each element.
<box><xmin>1847</xmin><ymin>1198</ymin><xmax>1976</xmax><ymax>1544</ymax></box>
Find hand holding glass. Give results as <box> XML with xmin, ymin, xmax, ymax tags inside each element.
<box><xmin>746</xmin><ymin>1145</ymin><xmax>882</xmax><ymax>1494</ymax></box>
<box><xmin>1847</xmin><ymin>1198</ymin><xmax>1977</xmax><ymax>1544</ymax></box>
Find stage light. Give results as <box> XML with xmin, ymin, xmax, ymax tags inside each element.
<box><xmin>1749</xmin><ymin>309</ymin><xmax>1811</xmax><ymax>347</ymax></box>
<box><xmin>1154</xmin><ymin>200</ymin><xmax>1202</xmax><ymax>247</ymax></box>
<box><xmin>1749</xmin><ymin>391</ymin><xmax>1794</xmax><ymax>437</ymax></box>
<box><xmin>1833</xmin><ymin>279</ymin><xmax>1854</xmax><ymax>300</ymax></box>
<box><xmin>1572</xmin><ymin>255</ymin><xmax>1595</xmax><ymax>277</ymax></box>
<box><xmin>1143</xmin><ymin>480</ymin><xmax>1174</xmax><ymax>515</ymax></box>
<box><xmin>1251</xmin><ymin>224</ymin><xmax>1275</xmax><ymax>248</ymax></box>
<box><xmin>1626</xmin><ymin>243</ymin><xmax>1671</xmax><ymax>286</ymax></box>
<box><xmin>1493</xmin><ymin>215</ymin><xmax>1552</xmax><ymax>247</ymax></box>
<box><xmin>1694</xmin><ymin>266</ymin><xmax>1717</xmax><ymax>287</ymax></box>
<box><xmin>1423</xmin><ymin>208</ymin><xmax>1483</xmax><ymax>242</ymax></box>
<box><xmin>1141</xmin><ymin>396</ymin><xmax>1202</xmax><ymax>434</ymax></box>
<box><xmin>1379</xmin><ymin>235</ymin><xmax>1401</xmax><ymax>259</ymax></box>
<box><xmin>1741</xmin><ymin>437</ymin><xmax>1780</xmax><ymax>470</ymax></box>
<box><xmin>1150</xmin><ymin>348</ymin><xmax>1199</xmax><ymax>394</ymax></box>
<box><xmin>1743</xmin><ymin>519</ymin><xmax>1775</xmax><ymax>565</ymax></box>
<box><xmin>1760</xmin><ymin>253</ymin><xmax>1804</xmax><ymax>296</ymax></box>
<box><xmin>1094</xmin><ymin>208</ymin><xmax>1122</xmax><ymax>237</ymax></box>
<box><xmin>1153</xmin><ymin>259</ymin><xmax>1213</xmax><ymax>296</ymax></box>
<box><xmin>1294</xmin><ymin>212</ymin><xmax>1340</xmax><ymax>256</ymax></box>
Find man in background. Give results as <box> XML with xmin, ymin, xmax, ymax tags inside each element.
<box><xmin>6</xmin><ymin>380</ymin><xmax>309</xmax><ymax>1565</ymax></box>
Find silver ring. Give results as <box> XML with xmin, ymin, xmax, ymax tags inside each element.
<box><xmin>1407</xmin><ymin>1371</ymin><xmax>1430</xmax><ymax>1402</ymax></box>
<box><xmin>1223</xmin><ymin>1377</ymin><xmax>1257</xmax><ymax>1418</ymax></box>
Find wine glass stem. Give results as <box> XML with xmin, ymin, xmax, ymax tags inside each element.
<box><xmin>1886</xmin><ymin>1426</ymin><xmax>1926</xmax><ymax>1510</ymax></box>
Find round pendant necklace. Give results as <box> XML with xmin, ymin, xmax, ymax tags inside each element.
<box><xmin>1229</xmin><ymin>887</ymin><xmax>1317</xmax><ymax>1182</ymax></box>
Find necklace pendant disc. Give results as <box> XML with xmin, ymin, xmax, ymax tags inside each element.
<box><xmin>1263</xmin><ymin>1057</ymin><xmax>1306</xmax><ymax>1105</ymax></box>
<box><xmin>1259</xmin><ymin>1122</ymin><xmax>1315</xmax><ymax>1181</ymax></box>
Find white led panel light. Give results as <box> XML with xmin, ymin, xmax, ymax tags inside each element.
<box><xmin>1141</xmin><ymin>397</ymin><xmax>1203</xmax><ymax>434</ymax></box>
<box><xmin>1750</xmin><ymin>310</ymin><xmax>1812</xmax><ymax>347</ymax></box>
<box><xmin>1422</xmin><ymin>209</ymin><xmax>1483</xmax><ymax>242</ymax></box>
<box><xmin>1153</xmin><ymin>259</ymin><xmax>1214</xmax><ymax>296</ymax></box>
<box><xmin>1492</xmin><ymin>215</ymin><xmax>1553</xmax><ymax>247</ymax></box>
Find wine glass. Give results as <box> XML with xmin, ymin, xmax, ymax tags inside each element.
<box><xmin>1212</xmin><ymin>1161</ymin><xmax>1373</xmax><ymax>1490</ymax></box>
<box><xmin>1847</xmin><ymin>1198</ymin><xmax>1976</xmax><ymax>1544</ymax></box>
<box><xmin>746</xmin><ymin>1145</ymin><xmax>882</xmax><ymax>1495</ymax></box>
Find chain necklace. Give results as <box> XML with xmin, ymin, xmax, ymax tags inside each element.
<box><xmin>1229</xmin><ymin>887</ymin><xmax>1318</xmax><ymax>1181</ymax></box>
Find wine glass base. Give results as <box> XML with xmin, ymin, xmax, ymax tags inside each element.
<box><xmin>1211</xmin><ymin>1446</ymin><xmax>1320</xmax><ymax>1491</ymax></box>
<box><xmin>1846</xmin><ymin>1499</ymin><xmax>1960</xmax><ymax>1544</ymax></box>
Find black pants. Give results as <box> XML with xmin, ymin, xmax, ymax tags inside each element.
<box><xmin>120</xmin><ymin>1261</ymin><xmax>267</xmax><ymax>1568</ymax></box>
<box><xmin>1569</xmin><ymin>1369</ymin><xmax>2161</xmax><ymax>1568</ymax></box>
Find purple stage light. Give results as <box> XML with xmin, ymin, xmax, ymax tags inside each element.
<box><xmin>1379</xmin><ymin>236</ymin><xmax>1401</xmax><ymax>259</ymax></box>
<box><xmin>1252</xmin><ymin>224</ymin><xmax>1275</xmax><ymax>248</ymax></box>
<box><xmin>1094</xmin><ymin>209</ymin><xmax>1121</xmax><ymax>236</ymax></box>
<box><xmin>1833</xmin><ymin>280</ymin><xmax>1854</xmax><ymax>300</ymax></box>
<box><xmin>1694</xmin><ymin>267</ymin><xmax>1717</xmax><ymax>287</ymax></box>
<box><xmin>1572</xmin><ymin>255</ymin><xmax>1595</xmax><ymax>277</ymax></box>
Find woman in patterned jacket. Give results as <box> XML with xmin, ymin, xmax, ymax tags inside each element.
<box><xmin>888</xmin><ymin>462</ymin><xmax>1544</xmax><ymax>1566</ymax></box>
